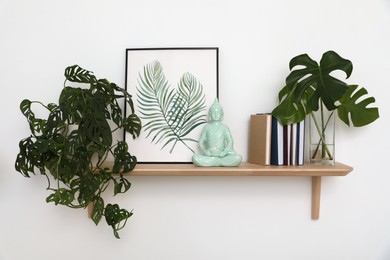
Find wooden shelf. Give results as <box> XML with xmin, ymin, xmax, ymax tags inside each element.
<box><xmin>125</xmin><ymin>162</ymin><xmax>352</xmax><ymax>177</ymax></box>
<box><xmin>91</xmin><ymin>162</ymin><xmax>353</xmax><ymax>220</ymax></box>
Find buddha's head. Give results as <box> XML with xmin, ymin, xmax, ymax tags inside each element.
<box><xmin>208</xmin><ymin>98</ymin><xmax>224</xmax><ymax>121</ymax></box>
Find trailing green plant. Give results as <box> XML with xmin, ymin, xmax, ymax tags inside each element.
<box><xmin>137</xmin><ymin>60</ymin><xmax>206</xmax><ymax>153</ymax></box>
<box><xmin>15</xmin><ymin>65</ymin><xmax>142</xmax><ymax>238</ymax></box>
<box><xmin>272</xmin><ymin>50</ymin><xmax>379</xmax><ymax>160</ymax></box>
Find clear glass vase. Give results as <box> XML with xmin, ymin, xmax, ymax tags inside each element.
<box><xmin>309</xmin><ymin>104</ymin><xmax>335</xmax><ymax>165</ymax></box>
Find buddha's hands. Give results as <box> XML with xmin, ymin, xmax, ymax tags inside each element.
<box><xmin>204</xmin><ymin>150</ymin><xmax>212</xmax><ymax>157</ymax></box>
<box><xmin>220</xmin><ymin>149</ymin><xmax>235</xmax><ymax>157</ymax></box>
<box><xmin>219</xmin><ymin>150</ymin><xmax>228</xmax><ymax>157</ymax></box>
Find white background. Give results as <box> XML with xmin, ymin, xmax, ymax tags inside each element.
<box><xmin>0</xmin><ymin>0</ymin><xmax>389</xmax><ymax>259</ymax></box>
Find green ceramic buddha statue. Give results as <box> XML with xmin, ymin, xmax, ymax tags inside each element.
<box><xmin>192</xmin><ymin>99</ymin><xmax>242</xmax><ymax>167</ymax></box>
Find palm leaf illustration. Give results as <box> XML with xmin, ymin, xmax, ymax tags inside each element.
<box><xmin>136</xmin><ymin>60</ymin><xmax>206</xmax><ymax>154</ymax></box>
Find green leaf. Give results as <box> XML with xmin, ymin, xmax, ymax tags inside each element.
<box><xmin>20</xmin><ymin>99</ymin><xmax>33</xmax><ymax>119</ymax></box>
<box><xmin>19</xmin><ymin>99</ymin><xmax>48</xmax><ymax>135</ymax></box>
<box><xmin>79</xmin><ymin>115</ymin><xmax>112</xmax><ymax>147</ymax></box>
<box><xmin>113</xmin><ymin>141</ymin><xmax>137</xmax><ymax>173</ymax></box>
<box><xmin>78</xmin><ymin>172</ymin><xmax>100</xmax><ymax>204</ymax></box>
<box><xmin>272</xmin><ymin>83</ymin><xmax>314</xmax><ymax>125</ymax></box>
<box><xmin>337</xmin><ymin>85</ymin><xmax>379</xmax><ymax>127</ymax></box>
<box><xmin>15</xmin><ymin>138</ymin><xmax>35</xmax><ymax>177</ymax></box>
<box><xmin>91</xmin><ymin>197</ymin><xmax>104</xmax><ymax>225</ymax></box>
<box><xmin>15</xmin><ymin>136</ymin><xmax>54</xmax><ymax>177</ymax></box>
<box><xmin>124</xmin><ymin>113</ymin><xmax>142</xmax><ymax>139</ymax></box>
<box><xmin>45</xmin><ymin>107</ymin><xmax>65</xmax><ymax>135</ymax></box>
<box><xmin>286</xmin><ymin>50</ymin><xmax>353</xmax><ymax>111</ymax></box>
<box><xmin>114</xmin><ymin>175</ymin><xmax>131</xmax><ymax>195</ymax></box>
<box><xmin>46</xmin><ymin>188</ymin><xmax>75</xmax><ymax>206</ymax></box>
<box><xmin>59</xmin><ymin>87</ymin><xmax>88</xmax><ymax>124</ymax></box>
<box><xmin>105</xmin><ymin>204</ymin><xmax>133</xmax><ymax>239</ymax></box>
<box><xmin>64</xmin><ymin>65</ymin><xmax>97</xmax><ymax>84</ymax></box>
<box><xmin>109</xmin><ymin>99</ymin><xmax>123</xmax><ymax>126</ymax></box>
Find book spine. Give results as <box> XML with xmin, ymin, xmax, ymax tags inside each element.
<box><xmin>283</xmin><ymin>124</ymin><xmax>291</xmax><ymax>166</ymax></box>
<box><xmin>297</xmin><ymin>120</ymin><xmax>305</xmax><ymax>165</ymax></box>
<box><xmin>264</xmin><ymin>115</ymin><xmax>272</xmax><ymax>165</ymax></box>
<box><xmin>271</xmin><ymin>117</ymin><xmax>279</xmax><ymax>165</ymax></box>
<box><xmin>248</xmin><ymin>114</ymin><xmax>272</xmax><ymax>166</ymax></box>
<box><xmin>271</xmin><ymin>116</ymin><xmax>284</xmax><ymax>165</ymax></box>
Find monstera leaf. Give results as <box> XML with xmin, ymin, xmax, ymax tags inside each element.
<box><xmin>64</xmin><ymin>65</ymin><xmax>97</xmax><ymax>84</ymax></box>
<box><xmin>286</xmin><ymin>50</ymin><xmax>353</xmax><ymax>111</ymax></box>
<box><xmin>337</xmin><ymin>85</ymin><xmax>379</xmax><ymax>127</ymax></box>
<box><xmin>137</xmin><ymin>61</ymin><xmax>206</xmax><ymax>153</ymax></box>
<box><xmin>273</xmin><ymin>50</ymin><xmax>379</xmax><ymax>128</ymax></box>
<box><xmin>271</xmin><ymin>82</ymin><xmax>314</xmax><ymax>125</ymax></box>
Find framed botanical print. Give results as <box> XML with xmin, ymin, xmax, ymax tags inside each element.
<box><xmin>125</xmin><ymin>47</ymin><xmax>219</xmax><ymax>163</ymax></box>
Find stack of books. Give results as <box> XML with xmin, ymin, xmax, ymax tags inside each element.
<box><xmin>248</xmin><ymin>114</ymin><xmax>305</xmax><ymax>166</ymax></box>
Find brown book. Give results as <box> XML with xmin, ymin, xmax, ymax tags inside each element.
<box><xmin>248</xmin><ymin>114</ymin><xmax>272</xmax><ymax>165</ymax></box>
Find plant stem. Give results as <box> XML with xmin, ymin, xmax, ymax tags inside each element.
<box><xmin>310</xmin><ymin>107</ymin><xmax>334</xmax><ymax>160</ymax></box>
<box><xmin>169</xmin><ymin>138</ymin><xmax>195</xmax><ymax>154</ymax></box>
<box><xmin>320</xmin><ymin>103</ymin><xmax>326</xmax><ymax>159</ymax></box>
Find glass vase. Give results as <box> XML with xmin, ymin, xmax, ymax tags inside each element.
<box><xmin>309</xmin><ymin>104</ymin><xmax>335</xmax><ymax>165</ymax></box>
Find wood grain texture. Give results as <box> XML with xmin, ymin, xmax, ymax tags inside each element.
<box><xmin>115</xmin><ymin>162</ymin><xmax>353</xmax><ymax>176</ymax></box>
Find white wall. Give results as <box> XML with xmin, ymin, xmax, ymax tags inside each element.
<box><xmin>1</xmin><ymin>0</ymin><xmax>389</xmax><ymax>259</ymax></box>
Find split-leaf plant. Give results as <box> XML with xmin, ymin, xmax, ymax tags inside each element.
<box><xmin>15</xmin><ymin>65</ymin><xmax>141</xmax><ymax>238</ymax></box>
<box><xmin>272</xmin><ymin>50</ymin><xmax>379</xmax><ymax>161</ymax></box>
